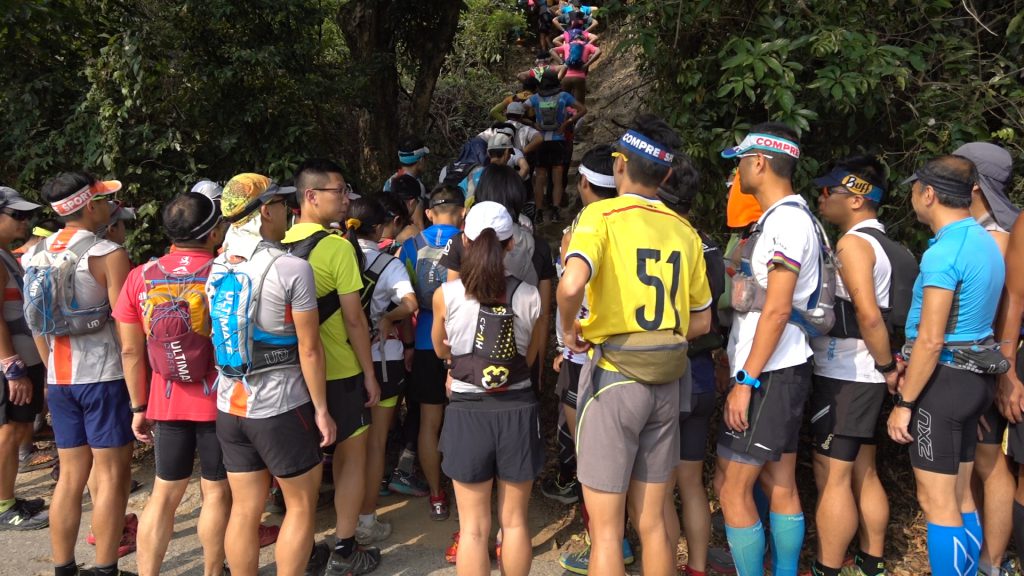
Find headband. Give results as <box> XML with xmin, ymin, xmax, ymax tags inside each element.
<box><xmin>619</xmin><ymin>130</ymin><xmax>675</xmax><ymax>166</ymax></box>
<box><xmin>814</xmin><ymin>169</ymin><xmax>885</xmax><ymax>203</ymax></box>
<box><xmin>905</xmin><ymin>164</ymin><xmax>974</xmax><ymax>198</ymax></box>
<box><xmin>721</xmin><ymin>133</ymin><xmax>801</xmax><ymax>159</ymax></box>
<box><xmin>31</xmin><ymin>227</ymin><xmax>54</xmax><ymax>238</ymax></box>
<box><xmin>578</xmin><ymin>165</ymin><xmax>615</xmax><ymax>189</ymax></box>
<box><xmin>398</xmin><ymin>146</ymin><xmax>430</xmax><ymax>165</ymax></box>
<box><xmin>50</xmin><ymin>181</ymin><xmax>119</xmax><ymax>216</ymax></box>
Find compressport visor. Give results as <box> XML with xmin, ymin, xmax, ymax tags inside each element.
<box><xmin>721</xmin><ymin>133</ymin><xmax>801</xmax><ymax>159</ymax></box>
<box><xmin>618</xmin><ymin>130</ymin><xmax>674</xmax><ymax>166</ymax></box>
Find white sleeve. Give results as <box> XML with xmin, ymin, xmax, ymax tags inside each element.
<box><xmin>381</xmin><ymin>260</ymin><xmax>414</xmax><ymax>306</ymax></box>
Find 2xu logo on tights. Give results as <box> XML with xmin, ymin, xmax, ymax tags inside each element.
<box><xmin>916</xmin><ymin>408</ymin><xmax>933</xmax><ymax>462</ymax></box>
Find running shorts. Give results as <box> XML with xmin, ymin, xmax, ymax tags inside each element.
<box><xmin>375</xmin><ymin>359</ymin><xmax>406</xmax><ymax>403</ymax></box>
<box><xmin>0</xmin><ymin>363</ymin><xmax>44</xmax><ymax>426</ymax></box>
<box><xmin>717</xmin><ymin>363</ymin><xmax>812</xmax><ymax>464</ymax></box>
<box><xmin>326</xmin><ymin>374</ymin><xmax>371</xmax><ymax>444</ymax></box>
<box><xmin>909</xmin><ymin>365</ymin><xmax>993</xmax><ymax>475</ymax></box>
<box><xmin>810</xmin><ymin>376</ymin><xmax>885</xmax><ymax>461</ymax></box>
<box><xmin>536</xmin><ymin>141</ymin><xmax>570</xmax><ymax>168</ymax></box>
<box><xmin>679</xmin><ymin>390</ymin><xmax>715</xmax><ymax>462</ymax></box>
<box><xmin>155</xmin><ymin>420</ymin><xmax>226</xmax><ymax>481</ymax></box>
<box><xmin>216</xmin><ymin>402</ymin><xmax>323</xmax><ymax>478</ymax></box>
<box><xmin>559</xmin><ymin>361</ymin><xmax>583</xmax><ymax>409</ymax></box>
<box><xmin>49</xmin><ymin>379</ymin><xmax>133</xmax><ymax>449</ymax></box>
<box><xmin>408</xmin><ymin>349</ymin><xmax>448</xmax><ymax>405</ymax></box>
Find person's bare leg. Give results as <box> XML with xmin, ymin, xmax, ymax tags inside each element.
<box><xmin>497</xmin><ymin>479</ymin><xmax>534</xmax><ymax>576</ymax></box>
<box><xmin>812</xmin><ymin>452</ymin><xmax>857</xmax><ymax>568</ymax></box>
<box><xmin>50</xmin><ymin>446</ymin><xmax>92</xmax><ymax>565</ymax></box>
<box><xmin>676</xmin><ymin>460</ymin><xmax>709</xmax><ymax>572</ymax></box>
<box><xmin>224</xmin><ymin>470</ymin><xmax>272</xmax><ymax>576</ymax></box>
<box><xmin>361</xmin><ymin>405</ymin><xmax>395</xmax><ymax>516</ymax></box>
<box><xmin>0</xmin><ymin>422</ymin><xmax>29</xmax><ymax>501</ymax></box>
<box><xmin>198</xmin><ymin>479</ymin><xmax>231</xmax><ymax>576</ymax></box>
<box><xmin>714</xmin><ymin>457</ymin><xmax>762</xmax><ymax>528</ymax></box>
<box><xmin>851</xmin><ymin>445</ymin><xmax>888</xmax><ymax>558</ymax></box>
<box><xmin>333</xmin><ymin>431</ymin><xmax>368</xmax><ymax>540</ymax></box>
<box><xmin>419</xmin><ymin>404</ymin><xmax>444</xmax><ymax>497</ymax></box>
<box><xmin>136</xmin><ymin>477</ymin><xmax>189</xmax><ymax>576</ymax></box>
<box><xmin>90</xmin><ymin>444</ymin><xmax>133</xmax><ymax>566</ymax></box>
<box><xmin>663</xmin><ymin>472</ymin><xmax>680</xmax><ymax>550</ymax></box>
<box><xmin>552</xmin><ymin>165</ymin><xmax>566</xmax><ymax>210</ymax></box>
<box><xmin>581</xmin><ymin>485</ymin><xmax>627</xmax><ymax>576</ymax></box>
<box><xmin>533</xmin><ymin>168</ymin><xmax>550</xmax><ymax>212</ymax></box>
<box><xmin>974</xmin><ymin>442</ymin><xmax>1014</xmax><ymax>568</ymax></box>
<box><xmin>626</xmin><ymin>479</ymin><xmax>674</xmax><ymax>576</ymax></box>
<box><xmin>453</xmin><ymin>479</ymin><xmax>493</xmax><ymax>576</ymax></box>
<box><xmin>277</xmin><ymin>464</ymin><xmax>323</xmax><ymax>576</ymax></box>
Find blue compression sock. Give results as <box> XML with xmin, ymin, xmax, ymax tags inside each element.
<box><xmin>724</xmin><ymin>521</ymin><xmax>766</xmax><ymax>576</ymax></box>
<box><xmin>753</xmin><ymin>482</ymin><xmax>771</xmax><ymax>526</ymax></box>
<box><xmin>961</xmin><ymin>511</ymin><xmax>982</xmax><ymax>574</ymax></box>
<box><xmin>769</xmin><ymin>512</ymin><xmax>805</xmax><ymax>576</ymax></box>
<box><xmin>927</xmin><ymin>522</ymin><xmax>971</xmax><ymax>576</ymax></box>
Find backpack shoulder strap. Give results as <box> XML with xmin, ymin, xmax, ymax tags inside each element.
<box><xmin>286</xmin><ymin>230</ymin><xmax>332</xmax><ymax>260</ymax></box>
<box><xmin>0</xmin><ymin>250</ymin><xmax>24</xmax><ymax>293</ymax></box>
<box><xmin>366</xmin><ymin>252</ymin><xmax>396</xmax><ymax>278</ymax></box>
<box><xmin>505</xmin><ymin>277</ymin><xmax>523</xmax><ymax>306</ymax></box>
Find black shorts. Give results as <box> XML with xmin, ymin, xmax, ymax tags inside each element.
<box><xmin>326</xmin><ymin>374</ymin><xmax>371</xmax><ymax>443</ymax></box>
<box><xmin>717</xmin><ymin>363</ymin><xmax>812</xmax><ymax>463</ymax></box>
<box><xmin>408</xmin><ymin>349</ymin><xmax>447</xmax><ymax>405</ymax></box>
<box><xmin>1005</xmin><ymin>348</ymin><xmax>1024</xmax><ymax>463</ymax></box>
<box><xmin>810</xmin><ymin>376</ymin><xmax>885</xmax><ymax>461</ymax></box>
<box><xmin>536</xmin><ymin>141</ymin><xmax>569</xmax><ymax>168</ymax></box>
<box><xmin>154</xmin><ymin>420</ymin><xmax>226</xmax><ymax>481</ymax></box>
<box><xmin>977</xmin><ymin>396</ymin><xmax>1008</xmax><ymax>445</ymax></box>
<box><xmin>909</xmin><ymin>365</ymin><xmax>994</xmax><ymax>475</ymax></box>
<box><xmin>375</xmin><ymin>360</ymin><xmax>406</xmax><ymax>403</ymax></box>
<box><xmin>679</xmin><ymin>391</ymin><xmax>715</xmax><ymax>462</ymax></box>
<box><xmin>439</xmin><ymin>389</ymin><xmax>544</xmax><ymax>484</ymax></box>
<box><xmin>0</xmin><ymin>363</ymin><xmax>44</xmax><ymax>426</ymax></box>
<box><xmin>216</xmin><ymin>403</ymin><xmax>323</xmax><ymax>478</ymax></box>
<box><xmin>560</xmin><ymin>361</ymin><xmax>583</xmax><ymax>409</ymax></box>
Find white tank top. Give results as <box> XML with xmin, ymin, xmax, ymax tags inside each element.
<box><xmin>811</xmin><ymin>219</ymin><xmax>891</xmax><ymax>383</ymax></box>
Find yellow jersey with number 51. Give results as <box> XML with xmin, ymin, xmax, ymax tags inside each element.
<box><xmin>565</xmin><ymin>193</ymin><xmax>712</xmax><ymax>345</ymax></box>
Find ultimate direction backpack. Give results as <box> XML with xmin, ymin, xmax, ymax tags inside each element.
<box><xmin>411</xmin><ymin>233</ymin><xmax>450</xmax><ymax>310</ymax></box>
<box><xmin>206</xmin><ymin>245</ymin><xmax>298</xmax><ymax>381</ymax></box>
<box><xmin>828</xmin><ymin>226</ymin><xmax>919</xmax><ymax>346</ymax></box>
<box><xmin>23</xmin><ymin>234</ymin><xmax>111</xmax><ymax>336</ymax></box>
<box><xmin>535</xmin><ymin>94</ymin><xmax>562</xmax><ymax>131</ymax></box>
<box><xmin>140</xmin><ymin>258</ymin><xmax>214</xmax><ymax>396</ymax></box>
<box><xmin>730</xmin><ymin>200</ymin><xmax>838</xmax><ymax>338</ymax></box>
<box><xmin>565</xmin><ymin>41</ymin><xmax>587</xmax><ymax>70</ymax></box>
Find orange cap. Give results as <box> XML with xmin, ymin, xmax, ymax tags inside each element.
<box><xmin>726</xmin><ymin>171</ymin><xmax>762</xmax><ymax>228</ymax></box>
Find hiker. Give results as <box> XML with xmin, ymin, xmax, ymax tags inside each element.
<box><xmin>383</xmin><ymin>137</ymin><xmax>430</xmax><ymax>198</ymax></box>
<box><xmin>27</xmin><ymin>172</ymin><xmax>134</xmax><ymax>576</ymax></box>
<box><xmin>112</xmin><ymin>191</ymin><xmax>229</xmax><ymax>575</ymax></box>
<box><xmin>391</xmin><ymin>174</ymin><xmax>430</xmax><ymax>247</ymax></box>
<box><xmin>374</xmin><ymin>193</ymin><xmax>412</xmax><ymax>257</ymax></box>
<box><xmin>13</xmin><ymin>217</ymin><xmax>59</xmax><ymax>257</ymax></box>
<box><xmin>557</xmin><ymin>116</ymin><xmax>712</xmax><ymax>576</ymax></box>
<box><xmin>553</xmin><ymin>7</ymin><xmax>598</xmax><ymax>34</ymax></box>
<box><xmin>283</xmin><ymin>159</ymin><xmax>383</xmax><ymax>576</ymax></box>
<box><xmin>434</xmin><ymin>201</ymin><xmax>544</xmax><ymax>576</ymax></box>
<box><xmin>490</xmin><ymin>77</ymin><xmax>539</xmax><ymax>122</ymax></box>
<box><xmin>0</xmin><ymin>186</ymin><xmax>49</xmax><ymax>531</ymax></box>
<box><xmin>552</xmin><ymin>26</ymin><xmax>599</xmax><ymax>46</ymax></box>
<box><xmin>887</xmin><ymin>156</ymin><xmax>1005</xmax><ymax>576</ymax></box>
<box><xmin>549</xmin><ymin>32</ymin><xmax>600</xmax><ymax>105</ymax></box>
<box><xmin>515</xmin><ymin>53</ymin><xmax>562</xmax><ymax>85</ymax></box>
<box><xmin>523</xmin><ymin>70</ymin><xmax>586</xmax><ymax>224</ymax></box>
<box><xmin>207</xmin><ymin>173</ymin><xmax>336</xmax><ymax>576</ymax></box>
<box><xmin>100</xmin><ymin>202</ymin><xmax>136</xmax><ymax>246</ymax></box>
<box><xmin>502</xmin><ymin>102</ymin><xmax>544</xmax><ymax>155</ymax></box>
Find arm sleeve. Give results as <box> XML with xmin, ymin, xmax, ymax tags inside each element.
<box><xmin>516</xmin><ymin>284</ymin><xmax>542</xmax><ymax>326</ymax></box>
<box><xmin>919</xmin><ymin>246</ymin><xmax>959</xmax><ymax>291</ymax></box>
<box><xmin>383</xmin><ymin>260</ymin><xmax>414</xmax><ymax>305</ymax></box>
<box><xmin>564</xmin><ymin>204</ymin><xmax>605</xmax><ymax>278</ymax></box>
<box><xmin>110</xmin><ymin>268</ymin><xmax>143</xmax><ymax>324</ymax></box>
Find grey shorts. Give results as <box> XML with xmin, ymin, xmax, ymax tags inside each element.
<box><xmin>575</xmin><ymin>355</ymin><xmax>681</xmax><ymax>493</ymax></box>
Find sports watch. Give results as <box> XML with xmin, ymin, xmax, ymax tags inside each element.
<box><xmin>894</xmin><ymin>393</ymin><xmax>916</xmax><ymax>410</ymax></box>
<box><xmin>734</xmin><ymin>370</ymin><xmax>761</xmax><ymax>389</ymax></box>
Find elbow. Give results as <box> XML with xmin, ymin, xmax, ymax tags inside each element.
<box><xmin>855</xmin><ymin>310</ymin><xmax>885</xmax><ymax>334</ymax></box>
<box><xmin>914</xmin><ymin>334</ymin><xmax>945</xmax><ymax>355</ymax></box>
<box><xmin>120</xmin><ymin>343</ymin><xmax>144</xmax><ymax>362</ymax></box>
<box><xmin>761</xmin><ymin>305</ymin><xmax>792</xmax><ymax>327</ymax></box>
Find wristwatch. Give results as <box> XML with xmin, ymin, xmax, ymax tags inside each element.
<box><xmin>131</xmin><ymin>404</ymin><xmax>148</xmax><ymax>414</ymax></box>
<box><xmin>734</xmin><ymin>370</ymin><xmax>761</xmax><ymax>389</ymax></box>
<box><xmin>875</xmin><ymin>359</ymin><xmax>897</xmax><ymax>374</ymax></box>
<box><xmin>894</xmin><ymin>393</ymin><xmax>916</xmax><ymax>410</ymax></box>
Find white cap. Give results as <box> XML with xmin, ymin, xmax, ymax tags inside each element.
<box><xmin>465</xmin><ymin>201</ymin><xmax>514</xmax><ymax>242</ymax></box>
<box><xmin>487</xmin><ymin>132</ymin><xmax>514</xmax><ymax>152</ymax></box>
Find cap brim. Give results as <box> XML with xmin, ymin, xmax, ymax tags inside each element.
<box><xmin>91</xmin><ymin>180</ymin><xmax>122</xmax><ymax>196</ymax></box>
<box><xmin>978</xmin><ymin>172</ymin><xmax>1019</xmax><ymax>230</ymax></box>
<box><xmin>349</xmin><ymin>192</ymin><xmax>362</xmax><ymax>200</ymax></box>
<box><xmin>720</xmin><ymin>146</ymin><xmax>743</xmax><ymax>159</ymax></box>
<box><xmin>4</xmin><ymin>199</ymin><xmax>42</xmax><ymax>211</ymax></box>
<box><xmin>900</xmin><ymin>174</ymin><xmax>919</xmax><ymax>186</ymax></box>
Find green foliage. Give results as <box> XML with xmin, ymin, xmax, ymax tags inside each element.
<box><xmin>607</xmin><ymin>0</ymin><xmax>1024</xmax><ymax>251</ymax></box>
<box><xmin>450</xmin><ymin>0</ymin><xmax>527</xmax><ymax>67</ymax></box>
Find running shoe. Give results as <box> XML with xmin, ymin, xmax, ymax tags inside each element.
<box><xmin>559</xmin><ymin>545</ymin><xmax>590</xmax><ymax>575</ymax></box>
<box><xmin>304</xmin><ymin>541</ymin><xmax>331</xmax><ymax>576</ymax></box>
<box><xmin>378</xmin><ymin>477</ymin><xmax>391</xmax><ymax>497</ymax></box>
<box><xmin>258</xmin><ymin>524</ymin><xmax>280</xmax><ymax>548</ymax></box>
<box><xmin>86</xmin><ymin>513</ymin><xmax>137</xmax><ymax>557</ymax></box>
<box><xmin>324</xmin><ymin>545</ymin><xmax>381</xmax><ymax>576</ymax></box>
<box><xmin>17</xmin><ymin>497</ymin><xmax>45</xmax><ymax>515</ymax></box>
<box><xmin>429</xmin><ymin>491</ymin><xmax>450</xmax><ymax>521</ymax></box>
<box><xmin>0</xmin><ymin>500</ymin><xmax>48</xmax><ymax>530</ymax></box>
<box><xmin>355</xmin><ymin>518</ymin><xmax>392</xmax><ymax>545</ymax></box>
<box><xmin>540</xmin><ymin>476</ymin><xmax>578</xmax><ymax>505</ymax></box>
<box><xmin>77</xmin><ymin>569</ymin><xmax>136</xmax><ymax>576</ymax></box>
<box><xmin>622</xmin><ymin>538</ymin><xmax>635</xmax><ymax>565</ymax></box>
<box><xmin>445</xmin><ymin>531</ymin><xmax>459</xmax><ymax>564</ymax></box>
<box><xmin>388</xmin><ymin>469</ymin><xmax>428</xmax><ymax>497</ymax></box>
<box><xmin>18</xmin><ymin>445</ymin><xmax>57</xmax><ymax>473</ymax></box>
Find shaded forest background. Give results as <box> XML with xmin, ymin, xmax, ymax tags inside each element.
<box><xmin>1</xmin><ymin>0</ymin><xmax>1023</xmax><ymax>259</ymax></box>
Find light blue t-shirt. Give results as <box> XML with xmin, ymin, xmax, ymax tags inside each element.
<box><xmin>526</xmin><ymin>92</ymin><xmax>577</xmax><ymax>142</ymax></box>
<box><xmin>399</xmin><ymin>224</ymin><xmax>461</xmax><ymax>350</ymax></box>
<box><xmin>905</xmin><ymin>217</ymin><xmax>1004</xmax><ymax>344</ymax></box>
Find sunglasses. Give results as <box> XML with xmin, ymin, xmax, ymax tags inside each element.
<box><xmin>2</xmin><ymin>209</ymin><xmax>32</xmax><ymax>221</ymax></box>
<box><xmin>821</xmin><ymin>186</ymin><xmax>855</xmax><ymax>199</ymax></box>
<box><xmin>264</xmin><ymin>197</ymin><xmax>289</xmax><ymax>207</ymax></box>
<box><xmin>736</xmin><ymin>152</ymin><xmax>774</xmax><ymax>160</ymax></box>
<box><xmin>312</xmin><ymin>183</ymin><xmax>354</xmax><ymax>197</ymax></box>
<box><xmin>611</xmin><ymin>151</ymin><xmax>629</xmax><ymax>163</ymax></box>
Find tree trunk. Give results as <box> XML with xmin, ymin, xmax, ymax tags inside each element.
<box><xmin>408</xmin><ymin>1</ymin><xmax>465</xmax><ymax>133</ymax></box>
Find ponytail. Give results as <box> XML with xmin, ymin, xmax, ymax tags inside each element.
<box><xmin>462</xmin><ymin>228</ymin><xmax>510</xmax><ymax>306</ymax></box>
<box><xmin>343</xmin><ymin>218</ymin><xmax>367</xmax><ymax>273</ymax></box>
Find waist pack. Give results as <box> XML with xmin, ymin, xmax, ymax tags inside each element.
<box><xmin>730</xmin><ymin>200</ymin><xmax>837</xmax><ymax>338</ymax></box>
<box><xmin>141</xmin><ymin>259</ymin><xmax>214</xmax><ymax>396</ymax></box>
<box><xmin>449</xmin><ymin>278</ymin><xmax>531</xmax><ymax>391</ymax></box>
<box><xmin>599</xmin><ymin>329</ymin><xmax>689</xmax><ymax>385</ymax></box>
<box><xmin>23</xmin><ymin>234</ymin><xmax>111</xmax><ymax>336</ymax></box>
<box><xmin>902</xmin><ymin>337</ymin><xmax>1010</xmax><ymax>375</ymax></box>
<box><xmin>207</xmin><ymin>245</ymin><xmax>299</xmax><ymax>382</ymax></box>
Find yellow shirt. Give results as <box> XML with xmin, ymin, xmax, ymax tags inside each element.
<box><xmin>282</xmin><ymin>223</ymin><xmax>364</xmax><ymax>380</ymax></box>
<box><xmin>566</xmin><ymin>194</ymin><xmax>712</xmax><ymax>346</ymax></box>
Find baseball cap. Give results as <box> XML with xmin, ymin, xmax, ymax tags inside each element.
<box><xmin>0</xmin><ymin>187</ymin><xmax>42</xmax><ymax>212</ymax></box>
<box><xmin>220</xmin><ymin>173</ymin><xmax>295</xmax><ymax>224</ymax></box>
<box><xmin>191</xmin><ymin>179</ymin><xmax>223</xmax><ymax>201</ymax></box>
<box><xmin>721</xmin><ymin>133</ymin><xmax>801</xmax><ymax>160</ymax></box>
<box><xmin>506</xmin><ymin>102</ymin><xmax>526</xmax><ymax>116</ymax></box>
<box><xmin>954</xmin><ymin>142</ymin><xmax>1018</xmax><ymax>230</ymax></box>
<box><xmin>813</xmin><ymin>168</ymin><xmax>886</xmax><ymax>203</ymax></box>
<box><xmin>487</xmin><ymin>133</ymin><xmax>514</xmax><ymax>152</ymax></box>
<box><xmin>108</xmin><ymin>201</ymin><xmax>137</xmax><ymax>222</ymax></box>
<box><xmin>465</xmin><ymin>201</ymin><xmax>514</xmax><ymax>242</ymax></box>
<box><xmin>50</xmin><ymin>179</ymin><xmax>121</xmax><ymax>217</ymax></box>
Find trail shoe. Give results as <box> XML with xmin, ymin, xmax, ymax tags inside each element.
<box><xmin>0</xmin><ymin>500</ymin><xmax>49</xmax><ymax>530</ymax></box>
<box><xmin>622</xmin><ymin>538</ymin><xmax>635</xmax><ymax>565</ymax></box>
<box><xmin>540</xmin><ymin>476</ymin><xmax>578</xmax><ymax>505</ymax></box>
<box><xmin>378</xmin><ymin>477</ymin><xmax>391</xmax><ymax>497</ymax></box>
<box><xmin>355</xmin><ymin>518</ymin><xmax>392</xmax><ymax>545</ymax></box>
<box><xmin>429</xmin><ymin>491</ymin><xmax>450</xmax><ymax>521</ymax></box>
<box><xmin>324</xmin><ymin>546</ymin><xmax>381</xmax><ymax>576</ymax></box>
<box><xmin>559</xmin><ymin>545</ymin><xmax>590</xmax><ymax>575</ymax></box>
<box><xmin>388</xmin><ymin>469</ymin><xmax>428</xmax><ymax>497</ymax></box>
<box><xmin>304</xmin><ymin>541</ymin><xmax>331</xmax><ymax>576</ymax></box>
<box><xmin>17</xmin><ymin>497</ymin><xmax>45</xmax><ymax>515</ymax></box>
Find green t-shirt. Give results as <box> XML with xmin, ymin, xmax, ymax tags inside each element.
<box><xmin>282</xmin><ymin>223</ymin><xmax>364</xmax><ymax>380</ymax></box>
